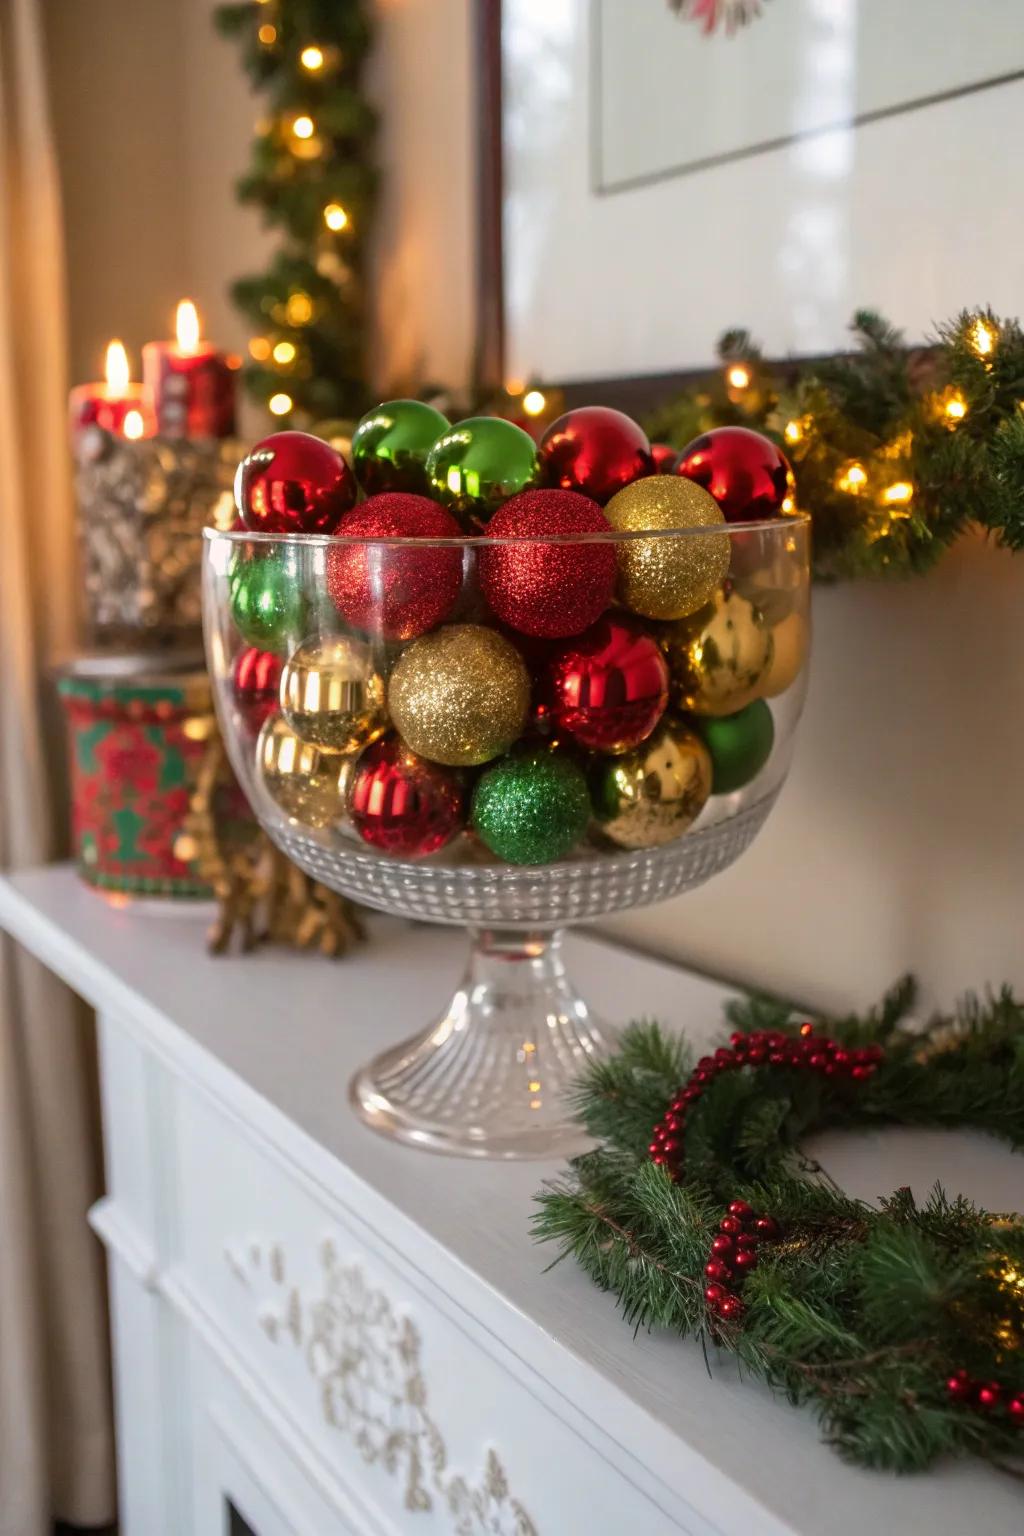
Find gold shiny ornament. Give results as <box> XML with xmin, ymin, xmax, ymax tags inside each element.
<box><xmin>664</xmin><ymin>587</ymin><xmax>774</xmax><ymax>717</ymax></box>
<box><xmin>590</xmin><ymin>719</ymin><xmax>712</xmax><ymax>850</ymax></box>
<box><xmin>256</xmin><ymin>716</ymin><xmax>354</xmax><ymax>829</ymax></box>
<box><xmin>604</xmin><ymin>476</ymin><xmax>729</xmax><ymax>620</ymax></box>
<box><xmin>759</xmin><ymin>610</ymin><xmax>808</xmax><ymax>698</ymax></box>
<box><xmin>279</xmin><ymin>636</ymin><xmax>387</xmax><ymax>752</ymax></box>
<box><xmin>388</xmin><ymin>624</ymin><xmax>530</xmax><ymax>767</ymax></box>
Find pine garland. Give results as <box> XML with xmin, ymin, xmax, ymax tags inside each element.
<box><xmin>534</xmin><ymin>980</ymin><xmax>1024</xmax><ymax>1475</ymax></box>
<box><xmin>645</xmin><ymin>310</ymin><xmax>1024</xmax><ymax>580</ymax></box>
<box><xmin>215</xmin><ymin>0</ymin><xmax>377</xmax><ymax>422</ymax></box>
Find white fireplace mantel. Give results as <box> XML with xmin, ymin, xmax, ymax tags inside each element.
<box><xmin>0</xmin><ymin>866</ymin><xmax>1020</xmax><ymax>1536</ymax></box>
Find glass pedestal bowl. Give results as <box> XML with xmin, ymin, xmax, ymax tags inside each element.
<box><xmin>203</xmin><ymin>513</ymin><xmax>810</xmax><ymax>1159</ymax></box>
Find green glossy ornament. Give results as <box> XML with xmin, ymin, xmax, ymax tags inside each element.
<box><xmin>695</xmin><ymin>699</ymin><xmax>774</xmax><ymax>794</ymax></box>
<box><xmin>228</xmin><ymin>551</ymin><xmax>306</xmax><ymax>654</ymax></box>
<box><xmin>471</xmin><ymin>749</ymin><xmax>590</xmax><ymax>865</ymax></box>
<box><xmin>425</xmin><ymin>415</ymin><xmax>540</xmax><ymax>528</ymax></box>
<box><xmin>351</xmin><ymin>399</ymin><xmax>450</xmax><ymax>496</ymax></box>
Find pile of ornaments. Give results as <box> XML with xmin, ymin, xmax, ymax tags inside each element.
<box><xmin>226</xmin><ymin>403</ymin><xmax>805</xmax><ymax>866</ymax></box>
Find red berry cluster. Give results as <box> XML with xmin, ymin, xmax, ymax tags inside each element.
<box><xmin>648</xmin><ymin>1023</ymin><xmax>884</xmax><ymax>1180</ymax></box>
<box><xmin>947</xmin><ymin>1370</ymin><xmax>1024</xmax><ymax>1426</ymax></box>
<box><xmin>703</xmin><ymin>1200</ymin><xmax>779</xmax><ymax>1323</ymax></box>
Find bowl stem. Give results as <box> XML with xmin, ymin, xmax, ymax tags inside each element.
<box><xmin>349</xmin><ymin>927</ymin><xmax>617</xmax><ymax>1158</ymax></box>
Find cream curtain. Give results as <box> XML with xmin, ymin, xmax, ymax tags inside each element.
<box><xmin>0</xmin><ymin>0</ymin><xmax>116</xmax><ymax>1530</ymax></box>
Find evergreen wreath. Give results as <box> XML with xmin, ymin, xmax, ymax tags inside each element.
<box><xmin>534</xmin><ymin>979</ymin><xmax>1024</xmax><ymax>1476</ymax></box>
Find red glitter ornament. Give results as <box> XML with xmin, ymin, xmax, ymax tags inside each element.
<box><xmin>348</xmin><ymin>736</ymin><xmax>465</xmax><ymax>857</ymax></box>
<box><xmin>325</xmin><ymin>493</ymin><xmax>463</xmax><ymax>641</ymax></box>
<box><xmin>651</xmin><ymin>442</ymin><xmax>679</xmax><ymax>473</ymax></box>
<box><xmin>235</xmin><ymin>430</ymin><xmax>357</xmax><ymax>533</ymax></box>
<box><xmin>539</xmin><ymin>406</ymin><xmax>654</xmax><ymax>505</ymax></box>
<box><xmin>546</xmin><ymin>615</ymin><xmax>668</xmax><ymax>753</ymax></box>
<box><xmin>231</xmin><ymin>646</ymin><xmax>282</xmax><ymax>733</ymax></box>
<box><xmin>479</xmin><ymin>489</ymin><xmax>615</xmax><ymax>639</ymax></box>
<box><xmin>676</xmin><ymin>425</ymin><xmax>794</xmax><ymax>523</ymax></box>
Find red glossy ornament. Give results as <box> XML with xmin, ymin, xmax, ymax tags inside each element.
<box><xmin>719</xmin><ymin>1216</ymin><xmax>742</xmax><ymax>1235</ymax></box>
<box><xmin>650</xmin><ymin>442</ymin><xmax>679</xmax><ymax>474</ymax></box>
<box><xmin>976</xmin><ymin>1382</ymin><xmax>1002</xmax><ymax>1411</ymax></box>
<box><xmin>710</xmin><ymin>1234</ymin><xmax>734</xmax><ymax>1256</ymax></box>
<box><xmin>539</xmin><ymin>406</ymin><xmax>655</xmax><ymax>505</ymax></box>
<box><xmin>325</xmin><ymin>493</ymin><xmax>463</xmax><ymax>641</ymax></box>
<box><xmin>704</xmin><ymin>1259</ymin><xmax>730</xmax><ymax>1282</ymax></box>
<box><xmin>231</xmin><ymin>646</ymin><xmax>282</xmax><ymax>733</ymax></box>
<box><xmin>754</xmin><ymin>1215</ymin><xmax>779</xmax><ymax>1239</ymax></box>
<box><xmin>728</xmin><ymin>1200</ymin><xmax>753</xmax><ymax>1218</ymax></box>
<box><xmin>348</xmin><ymin>737</ymin><xmax>465</xmax><ymax>857</ymax></box>
<box><xmin>946</xmin><ymin>1370</ymin><xmax>973</xmax><ymax>1402</ymax></box>
<box><xmin>676</xmin><ymin>426</ymin><xmax>795</xmax><ymax>523</ymax></box>
<box><xmin>235</xmin><ymin>430</ymin><xmax>357</xmax><ymax>533</ymax></box>
<box><xmin>732</xmin><ymin>1249</ymin><xmax>758</xmax><ymax>1274</ymax></box>
<box><xmin>717</xmin><ymin>1295</ymin><xmax>745</xmax><ymax>1321</ymax></box>
<box><xmin>546</xmin><ymin>616</ymin><xmax>668</xmax><ymax>754</ymax></box>
<box><xmin>704</xmin><ymin>1283</ymin><xmax>726</xmax><ymax>1305</ymax></box>
<box><xmin>1008</xmin><ymin>1395</ymin><xmax>1024</xmax><ymax>1423</ymax></box>
<box><xmin>479</xmin><ymin>489</ymin><xmax>616</xmax><ymax>639</ymax></box>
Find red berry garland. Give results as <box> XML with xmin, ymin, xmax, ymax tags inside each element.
<box><xmin>648</xmin><ymin>1023</ymin><xmax>884</xmax><ymax>1182</ymax></box>
<box><xmin>649</xmin><ymin>1024</ymin><xmax>885</xmax><ymax>1327</ymax></box>
<box><xmin>946</xmin><ymin>1369</ymin><xmax>1024</xmax><ymax>1431</ymax></box>
<box><xmin>701</xmin><ymin>1200</ymin><xmax>778</xmax><ymax>1323</ymax></box>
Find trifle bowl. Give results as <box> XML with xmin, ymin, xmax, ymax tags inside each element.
<box><xmin>203</xmin><ymin>416</ymin><xmax>811</xmax><ymax>1159</ymax></box>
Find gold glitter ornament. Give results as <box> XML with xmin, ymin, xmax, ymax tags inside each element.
<box><xmin>590</xmin><ymin>719</ymin><xmax>712</xmax><ymax>849</ymax></box>
<box><xmin>388</xmin><ymin>624</ymin><xmax>530</xmax><ymax>767</ymax></box>
<box><xmin>664</xmin><ymin>587</ymin><xmax>773</xmax><ymax>717</ymax></box>
<box><xmin>759</xmin><ymin>609</ymin><xmax>808</xmax><ymax>698</ymax></box>
<box><xmin>279</xmin><ymin>635</ymin><xmax>387</xmax><ymax>751</ymax></box>
<box><xmin>604</xmin><ymin>475</ymin><xmax>729</xmax><ymax>620</ymax></box>
<box><xmin>256</xmin><ymin>715</ymin><xmax>354</xmax><ymax>829</ymax></box>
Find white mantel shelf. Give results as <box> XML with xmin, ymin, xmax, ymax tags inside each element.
<box><xmin>1</xmin><ymin>866</ymin><xmax>1021</xmax><ymax>1536</ymax></box>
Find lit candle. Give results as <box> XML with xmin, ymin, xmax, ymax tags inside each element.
<box><xmin>142</xmin><ymin>300</ymin><xmax>237</xmax><ymax>439</ymax></box>
<box><xmin>68</xmin><ymin>340</ymin><xmax>154</xmax><ymax>446</ymax></box>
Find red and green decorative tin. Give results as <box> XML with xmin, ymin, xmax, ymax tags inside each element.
<box><xmin>58</xmin><ymin>656</ymin><xmax>214</xmax><ymax>897</ymax></box>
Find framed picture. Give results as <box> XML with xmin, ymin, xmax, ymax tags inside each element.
<box><xmin>484</xmin><ymin>0</ymin><xmax>1024</xmax><ymax>396</ymax></box>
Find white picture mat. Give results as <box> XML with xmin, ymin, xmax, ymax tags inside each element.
<box><xmin>597</xmin><ymin>0</ymin><xmax>1022</xmax><ymax>189</ymax></box>
<box><xmin>502</xmin><ymin>0</ymin><xmax>1024</xmax><ymax>383</ymax></box>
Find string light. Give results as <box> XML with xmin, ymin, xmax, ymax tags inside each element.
<box><xmin>323</xmin><ymin>202</ymin><xmax>348</xmax><ymax>231</ymax></box>
<box><xmin>300</xmin><ymin>45</ymin><xmax>325</xmax><ymax>70</ymax></box>
<box><xmin>258</xmin><ymin>23</ymin><xmax>277</xmax><ymax>45</ymax></box>
<box><xmin>249</xmin><ymin>336</ymin><xmax>272</xmax><ymax>362</ymax></box>
<box><xmin>945</xmin><ymin>392</ymin><xmax>967</xmax><ymax>422</ymax></box>
<box><xmin>269</xmin><ymin>393</ymin><xmax>293</xmax><ymax>416</ymax></box>
<box><xmin>784</xmin><ymin>419</ymin><xmax>804</xmax><ymax>444</ymax></box>
<box><xmin>522</xmin><ymin>389</ymin><xmax>547</xmax><ymax>417</ymax></box>
<box><xmin>781</xmin><ymin>495</ymin><xmax>795</xmax><ymax>514</ymax></box>
<box><xmin>505</xmin><ymin>378</ymin><xmax>526</xmax><ymax>397</ymax></box>
<box><xmin>882</xmin><ymin>481</ymin><xmax>913</xmax><ymax>508</ymax></box>
<box><xmin>836</xmin><ymin>462</ymin><xmax>868</xmax><ymax>494</ymax></box>
<box><xmin>971</xmin><ymin>317</ymin><xmax>995</xmax><ymax>358</ymax></box>
<box><xmin>285</xmin><ymin>292</ymin><xmax>314</xmax><ymax>326</ymax></box>
<box><xmin>726</xmin><ymin>364</ymin><xmax>750</xmax><ymax>391</ymax></box>
<box><xmin>292</xmin><ymin>115</ymin><xmax>315</xmax><ymax>140</ymax></box>
<box><xmin>272</xmin><ymin>340</ymin><xmax>296</xmax><ymax>365</ymax></box>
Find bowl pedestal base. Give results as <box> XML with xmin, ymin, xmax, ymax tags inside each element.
<box><xmin>350</xmin><ymin>927</ymin><xmax>616</xmax><ymax>1159</ymax></box>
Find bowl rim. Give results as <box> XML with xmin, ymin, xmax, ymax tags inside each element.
<box><xmin>203</xmin><ymin>509</ymin><xmax>811</xmax><ymax>551</ymax></box>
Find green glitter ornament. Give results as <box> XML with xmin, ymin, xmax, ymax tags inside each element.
<box><xmin>351</xmin><ymin>399</ymin><xmax>450</xmax><ymax>496</ymax></box>
<box><xmin>471</xmin><ymin>749</ymin><xmax>590</xmax><ymax>865</ymax></box>
<box><xmin>695</xmin><ymin>698</ymin><xmax>774</xmax><ymax>794</ymax></box>
<box><xmin>228</xmin><ymin>550</ymin><xmax>306</xmax><ymax>654</ymax></box>
<box><xmin>425</xmin><ymin>415</ymin><xmax>540</xmax><ymax>529</ymax></box>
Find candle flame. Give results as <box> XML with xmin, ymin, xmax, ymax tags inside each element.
<box><xmin>105</xmin><ymin>339</ymin><xmax>130</xmax><ymax>392</ymax></box>
<box><xmin>176</xmin><ymin>299</ymin><xmax>201</xmax><ymax>354</ymax></box>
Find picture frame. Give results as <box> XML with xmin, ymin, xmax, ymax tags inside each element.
<box><xmin>477</xmin><ymin>0</ymin><xmax>1023</xmax><ymax>406</ymax></box>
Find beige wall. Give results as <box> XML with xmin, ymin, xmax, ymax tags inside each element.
<box><xmin>47</xmin><ymin>2</ymin><xmax>1024</xmax><ymax>1014</ymax></box>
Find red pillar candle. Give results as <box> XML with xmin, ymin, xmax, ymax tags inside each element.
<box><xmin>68</xmin><ymin>340</ymin><xmax>154</xmax><ymax>447</ymax></box>
<box><xmin>142</xmin><ymin>299</ymin><xmax>237</xmax><ymax>439</ymax></box>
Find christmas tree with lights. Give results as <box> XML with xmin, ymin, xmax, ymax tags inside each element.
<box><xmin>215</xmin><ymin>0</ymin><xmax>377</xmax><ymax>425</ymax></box>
